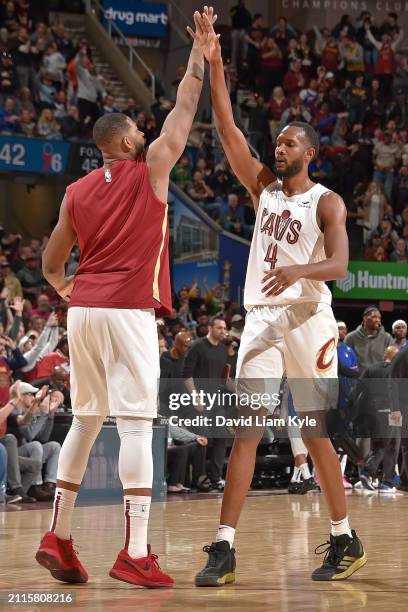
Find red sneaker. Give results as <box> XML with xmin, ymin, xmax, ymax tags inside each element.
<box><xmin>35</xmin><ymin>531</ymin><xmax>88</xmax><ymax>583</ymax></box>
<box><xmin>109</xmin><ymin>545</ymin><xmax>174</xmax><ymax>588</ymax></box>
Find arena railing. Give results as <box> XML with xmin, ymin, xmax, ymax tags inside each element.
<box><xmin>85</xmin><ymin>0</ymin><xmax>156</xmax><ymax>100</ymax></box>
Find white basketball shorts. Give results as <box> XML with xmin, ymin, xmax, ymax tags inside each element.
<box><xmin>236</xmin><ymin>302</ymin><xmax>338</xmax><ymax>413</ymax></box>
<box><xmin>67</xmin><ymin>307</ymin><xmax>159</xmax><ymax>418</ymax></box>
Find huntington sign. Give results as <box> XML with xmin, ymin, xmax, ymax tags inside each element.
<box><xmin>333</xmin><ymin>262</ymin><xmax>408</xmax><ymax>300</ymax></box>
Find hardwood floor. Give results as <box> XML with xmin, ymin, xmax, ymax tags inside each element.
<box><xmin>1</xmin><ymin>490</ymin><xmax>407</xmax><ymax>611</ymax></box>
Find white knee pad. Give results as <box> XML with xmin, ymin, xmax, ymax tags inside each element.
<box><xmin>57</xmin><ymin>415</ymin><xmax>105</xmax><ymax>485</ymax></box>
<box><xmin>116</xmin><ymin>417</ymin><xmax>153</xmax><ymax>489</ymax></box>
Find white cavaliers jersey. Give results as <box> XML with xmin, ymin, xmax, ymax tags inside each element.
<box><xmin>244</xmin><ymin>180</ymin><xmax>332</xmax><ymax>310</ymax></box>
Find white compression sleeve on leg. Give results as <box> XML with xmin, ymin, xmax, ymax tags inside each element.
<box><xmin>57</xmin><ymin>415</ymin><xmax>105</xmax><ymax>485</ymax></box>
<box><xmin>116</xmin><ymin>417</ymin><xmax>153</xmax><ymax>489</ymax></box>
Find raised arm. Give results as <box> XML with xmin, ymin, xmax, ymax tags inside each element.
<box><xmin>146</xmin><ymin>11</ymin><xmax>211</xmax><ymax>202</ymax></box>
<box><xmin>42</xmin><ymin>195</ymin><xmax>77</xmax><ymax>301</ymax></box>
<box><xmin>198</xmin><ymin>12</ymin><xmax>274</xmax><ymax>210</ymax></box>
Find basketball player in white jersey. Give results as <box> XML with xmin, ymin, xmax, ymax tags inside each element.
<box><xmin>191</xmin><ymin>10</ymin><xmax>367</xmax><ymax>584</ymax></box>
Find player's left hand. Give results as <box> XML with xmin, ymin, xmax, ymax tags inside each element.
<box><xmin>56</xmin><ymin>276</ymin><xmax>74</xmax><ymax>302</ymax></box>
<box><xmin>262</xmin><ymin>265</ymin><xmax>302</xmax><ymax>297</ymax></box>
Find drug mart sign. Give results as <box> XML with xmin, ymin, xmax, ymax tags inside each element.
<box><xmin>103</xmin><ymin>1</ymin><xmax>168</xmax><ymax>38</ymax></box>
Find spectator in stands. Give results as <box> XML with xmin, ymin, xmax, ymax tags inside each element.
<box><xmin>0</xmin><ymin>96</ymin><xmax>20</xmax><ymax>132</ymax></box>
<box><xmin>391</xmin><ymin>320</ymin><xmax>408</xmax><ymax>350</ymax></box>
<box><xmin>357</xmin><ymin>345</ymin><xmax>399</xmax><ymax>492</ymax></box>
<box><xmin>366</xmin><ymin>23</ymin><xmax>404</xmax><ymax>91</ymax></box>
<box><xmin>36</xmin><ymin>69</ymin><xmax>57</xmax><ymax>107</ymax></box>
<box><xmin>0</xmin><ymin>1</ymin><xmax>20</xmax><ymax>44</ymax></box>
<box><xmin>20</xmin><ymin>312</ymin><xmax>59</xmax><ymax>382</ymax></box>
<box><xmin>0</xmin><ymin>259</ymin><xmax>22</xmax><ymax>298</ymax></box>
<box><xmin>268</xmin><ymin>85</ymin><xmax>289</xmax><ymax>136</ymax></box>
<box><xmin>283</xmin><ymin>58</ymin><xmax>305</xmax><ymax>97</ymax></box>
<box><xmin>166</xmin><ymin>422</ymin><xmax>209</xmax><ymax>493</ymax></box>
<box><xmin>271</xmin><ymin>16</ymin><xmax>297</xmax><ymax>49</ymax></box>
<box><xmin>245</xmin><ymin>13</ymin><xmax>265</xmax><ymax>86</ymax></box>
<box><xmin>32</xmin><ymin>365</ymin><xmax>70</xmax><ymax>411</ymax></box>
<box><xmin>389</xmin><ymin>237</ymin><xmax>408</xmax><ymax>263</ymax></box>
<box><xmin>314</xmin><ymin>27</ymin><xmax>341</xmax><ymax>72</ymax></box>
<box><xmin>170</xmin><ymin>154</ymin><xmax>192</xmax><ymax>190</ymax></box>
<box><xmin>345</xmin><ymin>305</ymin><xmax>393</xmax><ymax>369</ymax></box>
<box><xmin>17</xmin><ymin>254</ymin><xmax>43</xmax><ymax>301</ymax></box>
<box><xmin>281</xmin><ymin>94</ymin><xmax>311</xmax><ymax>127</ymax></box>
<box><xmin>183</xmin><ymin>316</ymin><xmax>229</xmax><ymax>491</ymax></box>
<box><xmin>187</xmin><ymin>171</ymin><xmax>214</xmax><ymax>207</ymax></box>
<box><xmin>51</xmin><ymin>24</ymin><xmax>75</xmax><ymax>61</ymax></box>
<box><xmin>6</xmin><ymin>381</ymin><xmax>59</xmax><ymax>500</ymax></box>
<box><xmin>101</xmin><ymin>94</ymin><xmax>119</xmax><ymax>115</ymax></box>
<box><xmin>160</xmin><ymin>331</ymin><xmax>192</xmax><ymax>417</ymax></box>
<box><xmin>230</xmin><ymin>0</ymin><xmax>251</xmax><ymax>71</ymax></box>
<box><xmin>53</xmin><ymin>89</ymin><xmax>68</xmax><ymax>120</ymax></box>
<box><xmin>123</xmin><ymin>97</ymin><xmax>139</xmax><ymax>121</ymax></box>
<box><xmin>74</xmin><ymin>49</ymin><xmax>103</xmax><ymax>127</ymax></box>
<box><xmin>373</xmin><ymin>131</ymin><xmax>401</xmax><ymax>200</ymax></box>
<box><xmin>43</xmin><ymin>41</ymin><xmax>66</xmax><ymax>86</ymax></box>
<box><xmin>240</xmin><ymin>92</ymin><xmax>270</xmax><ymax>159</ymax></box>
<box><xmin>59</xmin><ymin>104</ymin><xmax>83</xmax><ymax>140</ymax></box>
<box><xmin>220</xmin><ymin>193</ymin><xmax>247</xmax><ymax>238</ymax></box>
<box><xmin>37</xmin><ymin>107</ymin><xmax>61</xmax><ymax>139</ymax></box>
<box><xmin>259</xmin><ymin>36</ymin><xmax>283</xmax><ymax>96</ymax></box>
<box><xmin>16</xmin><ymin>86</ymin><xmax>35</xmax><ymax>117</ymax></box>
<box><xmin>0</xmin><ymin>50</ymin><xmax>17</xmax><ymax>100</ymax></box>
<box><xmin>9</xmin><ymin>26</ymin><xmax>38</xmax><ymax>89</ymax></box>
<box><xmin>35</xmin><ymin>334</ymin><xmax>69</xmax><ymax>380</ymax></box>
<box><xmin>1</xmin><ymin>393</ymin><xmax>43</xmax><ymax>503</ymax></box>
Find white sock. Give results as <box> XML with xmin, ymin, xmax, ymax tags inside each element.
<box><xmin>395</xmin><ymin>463</ymin><xmax>400</xmax><ymax>476</ymax></box>
<box><xmin>331</xmin><ymin>516</ymin><xmax>352</xmax><ymax>538</ymax></box>
<box><xmin>291</xmin><ymin>466</ymin><xmax>301</xmax><ymax>483</ymax></box>
<box><xmin>216</xmin><ymin>525</ymin><xmax>235</xmax><ymax>547</ymax></box>
<box><xmin>124</xmin><ymin>495</ymin><xmax>151</xmax><ymax>559</ymax></box>
<box><xmin>50</xmin><ymin>487</ymin><xmax>78</xmax><ymax>540</ymax></box>
<box><xmin>340</xmin><ymin>454</ymin><xmax>347</xmax><ymax>476</ymax></box>
<box><xmin>299</xmin><ymin>463</ymin><xmax>312</xmax><ymax>481</ymax></box>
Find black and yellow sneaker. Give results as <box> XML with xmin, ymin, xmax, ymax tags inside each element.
<box><xmin>312</xmin><ymin>530</ymin><xmax>367</xmax><ymax>581</ymax></box>
<box><xmin>195</xmin><ymin>541</ymin><xmax>236</xmax><ymax>587</ymax></box>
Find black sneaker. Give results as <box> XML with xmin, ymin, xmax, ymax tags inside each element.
<box><xmin>287</xmin><ymin>481</ymin><xmax>302</xmax><ymax>494</ymax></box>
<box><xmin>6</xmin><ymin>492</ymin><xmax>22</xmax><ymax>504</ymax></box>
<box><xmin>299</xmin><ymin>477</ymin><xmax>320</xmax><ymax>494</ymax></box>
<box><xmin>312</xmin><ymin>530</ymin><xmax>367</xmax><ymax>581</ymax></box>
<box><xmin>195</xmin><ymin>541</ymin><xmax>236</xmax><ymax>587</ymax></box>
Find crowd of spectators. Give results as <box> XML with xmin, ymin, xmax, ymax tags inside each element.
<box><xmin>2</xmin><ymin>2</ymin><xmax>407</xmax><ymax>255</ymax></box>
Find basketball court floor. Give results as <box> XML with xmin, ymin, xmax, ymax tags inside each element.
<box><xmin>1</xmin><ymin>490</ymin><xmax>407</xmax><ymax>611</ymax></box>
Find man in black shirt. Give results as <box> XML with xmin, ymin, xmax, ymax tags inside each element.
<box><xmin>389</xmin><ymin>347</ymin><xmax>408</xmax><ymax>491</ymax></box>
<box><xmin>160</xmin><ymin>331</ymin><xmax>192</xmax><ymax>417</ymax></box>
<box><xmin>183</xmin><ymin>316</ymin><xmax>228</xmax><ymax>490</ymax></box>
<box><xmin>356</xmin><ymin>346</ymin><xmax>400</xmax><ymax>492</ymax></box>
<box><xmin>230</xmin><ymin>0</ymin><xmax>252</xmax><ymax>70</ymax></box>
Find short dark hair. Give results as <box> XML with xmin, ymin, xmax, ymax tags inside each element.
<box><xmin>209</xmin><ymin>316</ymin><xmax>226</xmax><ymax>326</ymax></box>
<box><xmin>363</xmin><ymin>305</ymin><xmax>379</xmax><ymax>317</ymax></box>
<box><xmin>286</xmin><ymin>121</ymin><xmax>320</xmax><ymax>160</ymax></box>
<box><xmin>253</xmin><ymin>13</ymin><xmax>263</xmax><ymax>20</ymax></box>
<box><xmin>93</xmin><ymin>113</ymin><xmax>131</xmax><ymax>148</ymax></box>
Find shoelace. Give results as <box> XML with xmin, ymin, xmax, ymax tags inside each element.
<box><xmin>203</xmin><ymin>544</ymin><xmax>219</xmax><ymax>567</ymax></box>
<box><xmin>68</xmin><ymin>537</ymin><xmax>79</xmax><ymax>556</ymax></box>
<box><xmin>149</xmin><ymin>553</ymin><xmax>161</xmax><ymax>570</ymax></box>
<box><xmin>314</xmin><ymin>540</ymin><xmax>342</xmax><ymax>567</ymax></box>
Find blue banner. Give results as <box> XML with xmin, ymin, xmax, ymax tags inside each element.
<box><xmin>0</xmin><ymin>136</ymin><xmax>70</xmax><ymax>174</ymax></box>
<box><xmin>103</xmin><ymin>1</ymin><xmax>168</xmax><ymax>38</ymax></box>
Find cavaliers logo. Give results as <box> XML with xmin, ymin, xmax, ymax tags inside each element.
<box><xmin>316</xmin><ymin>337</ymin><xmax>336</xmax><ymax>371</ymax></box>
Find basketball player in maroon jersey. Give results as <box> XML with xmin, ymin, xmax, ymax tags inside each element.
<box><xmin>192</xmin><ymin>11</ymin><xmax>367</xmax><ymax>585</ymax></box>
<box><xmin>35</xmin><ymin>10</ymin><xmax>216</xmax><ymax>588</ymax></box>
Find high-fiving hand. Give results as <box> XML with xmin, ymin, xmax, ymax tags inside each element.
<box><xmin>187</xmin><ymin>6</ymin><xmax>221</xmax><ymax>63</ymax></box>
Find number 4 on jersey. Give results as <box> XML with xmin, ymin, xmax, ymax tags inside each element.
<box><xmin>264</xmin><ymin>243</ymin><xmax>278</xmax><ymax>269</ymax></box>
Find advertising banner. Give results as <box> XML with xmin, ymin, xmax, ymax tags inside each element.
<box><xmin>333</xmin><ymin>261</ymin><xmax>408</xmax><ymax>301</ymax></box>
<box><xmin>103</xmin><ymin>1</ymin><xmax>168</xmax><ymax>37</ymax></box>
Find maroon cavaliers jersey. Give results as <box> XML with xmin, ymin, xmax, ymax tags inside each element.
<box><xmin>66</xmin><ymin>158</ymin><xmax>171</xmax><ymax>315</ymax></box>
